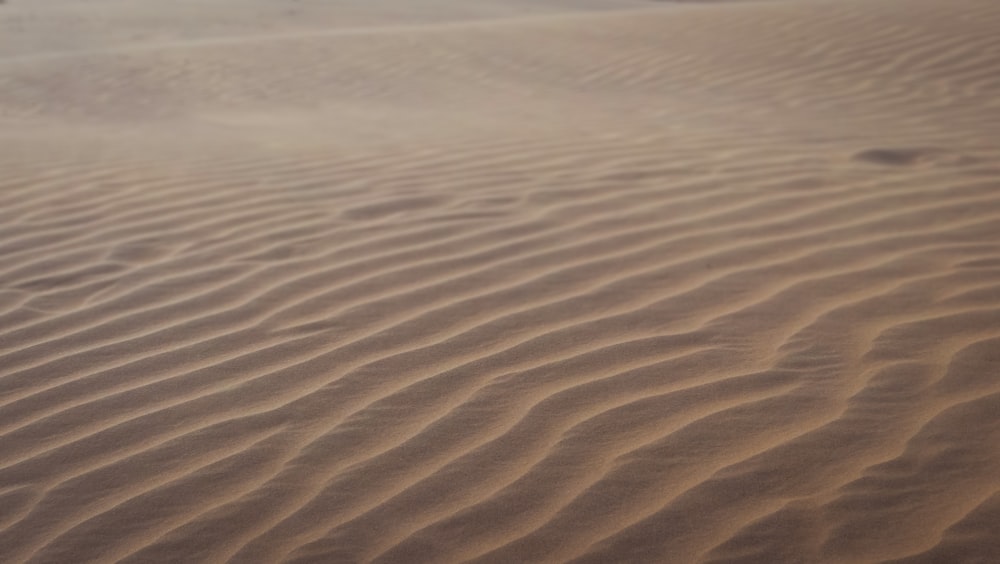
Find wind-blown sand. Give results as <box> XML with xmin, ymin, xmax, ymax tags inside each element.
<box><xmin>1</xmin><ymin>0</ymin><xmax>999</xmax><ymax>562</ymax></box>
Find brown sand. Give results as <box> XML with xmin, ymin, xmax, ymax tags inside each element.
<box><xmin>1</xmin><ymin>0</ymin><xmax>999</xmax><ymax>562</ymax></box>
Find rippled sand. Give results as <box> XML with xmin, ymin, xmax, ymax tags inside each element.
<box><xmin>1</xmin><ymin>0</ymin><xmax>999</xmax><ymax>562</ymax></box>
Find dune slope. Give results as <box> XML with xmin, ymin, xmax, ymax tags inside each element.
<box><xmin>1</xmin><ymin>0</ymin><xmax>999</xmax><ymax>562</ymax></box>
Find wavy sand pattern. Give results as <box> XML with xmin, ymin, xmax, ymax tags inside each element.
<box><xmin>1</xmin><ymin>0</ymin><xmax>999</xmax><ymax>562</ymax></box>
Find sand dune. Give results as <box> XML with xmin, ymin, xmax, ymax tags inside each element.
<box><xmin>1</xmin><ymin>0</ymin><xmax>999</xmax><ymax>562</ymax></box>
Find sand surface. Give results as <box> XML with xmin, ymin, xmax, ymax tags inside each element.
<box><xmin>1</xmin><ymin>0</ymin><xmax>999</xmax><ymax>562</ymax></box>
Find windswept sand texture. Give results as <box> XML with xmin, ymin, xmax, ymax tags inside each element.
<box><xmin>1</xmin><ymin>0</ymin><xmax>1000</xmax><ymax>562</ymax></box>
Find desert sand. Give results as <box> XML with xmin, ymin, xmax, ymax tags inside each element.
<box><xmin>1</xmin><ymin>0</ymin><xmax>999</xmax><ymax>562</ymax></box>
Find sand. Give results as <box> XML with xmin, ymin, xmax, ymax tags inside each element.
<box><xmin>1</xmin><ymin>0</ymin><xmax>999</xmax><ymax>562</ymax></box>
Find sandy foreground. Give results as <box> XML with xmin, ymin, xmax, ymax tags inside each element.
<box><xmin>1</xmin><ymin>0</ymin><xmax>999</xmax><ymax>562</ymax></box>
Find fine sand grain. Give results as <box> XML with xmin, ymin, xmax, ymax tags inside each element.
<box><xmin>1</xmin><ymin>0</ymin><xmax>999</xmax><ymax>562</ymax></box>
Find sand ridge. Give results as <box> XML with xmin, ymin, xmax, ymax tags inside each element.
<box><xmin>1</xmin><ymin>0</ymin><xmax>999</xmax><ymax>563</ymax></box>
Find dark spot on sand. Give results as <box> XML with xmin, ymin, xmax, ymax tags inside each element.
<box><xmin>853</xmin><ymin>148</ymin><xmax>934</xmax><ymax>166</ymax></box>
